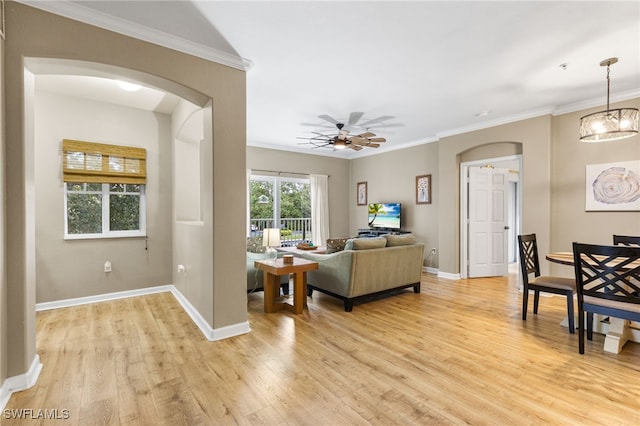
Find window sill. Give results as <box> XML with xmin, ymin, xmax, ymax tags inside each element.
<box><xmin>64</xmin><ymin>232</ymin><xmax>146</xmax><ymax>241</ymax></box>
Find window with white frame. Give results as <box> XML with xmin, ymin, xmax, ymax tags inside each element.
<box><xmin>62</xmin><ymin>139</ymin><xmax>147</xmax><ymax>239</ymax></box>
<box><xmin>249</xmin><ymin>175</ymin><xmax>310</xmax><ymax>244</ymax></box>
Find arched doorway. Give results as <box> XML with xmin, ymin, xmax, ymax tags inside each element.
<box><xmin>458</xmin><ymin>142</ymin><xmax>522</xmax><ymax>281</ymax></box>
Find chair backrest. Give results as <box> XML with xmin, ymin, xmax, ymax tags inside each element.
<box><xmin>613</xmin><ymin>235</ymin><xmax>640</xmax><ymax>246</ymax></box>
<box><xmin>572</xmin><ymin>242</ymin><xmax>640</xmax><ymax>306</ymax></box>
<box><xmin>517</xmin><ymin>234</ymin><xmax>540</xmax><ymax>281</ymax></box>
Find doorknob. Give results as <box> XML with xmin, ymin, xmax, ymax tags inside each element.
<box><xmin>504</xmin><ymin>226</ymin><xmax>510</xmax><ymax>230</ymax></box>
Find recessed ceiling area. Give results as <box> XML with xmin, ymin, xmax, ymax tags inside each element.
<box><xmin>35</xmin><ymin>75</ymin><xmax>182</xmax><ymax>115</ymax></box>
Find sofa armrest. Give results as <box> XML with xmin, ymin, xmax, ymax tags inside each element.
<box><xmin>298</xmin><ymin>251</ymin><xmax>354</xmax><ymax>297</ymax></box>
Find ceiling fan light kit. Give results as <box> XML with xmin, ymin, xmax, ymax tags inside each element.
<box><xmin>579</xmin><ymin>57</ymin><xmax>639</xmax><ymax>143</ymax></box>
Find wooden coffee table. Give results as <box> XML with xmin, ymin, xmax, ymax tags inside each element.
<box><xmin>254</xmin><ymin>257</ymin><xmax>318</xmax><ymax>314</ymax></box>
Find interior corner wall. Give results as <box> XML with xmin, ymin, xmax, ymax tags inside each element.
<box><xmin>438</xmin><ymin>116</ymin><xmax>553</xmax><ymax>276</ymax></box>
<box><xmin>350</xmin><ymin>143</ymin><xmax>440</xmax><ymax>268</ymax></box>
<box><xmin>549</xmin><ymin>97</ymin><xmax>640</xmax><ymax>277</ymax></box>
<box><xmin>4</xmin><ymin>2</ymin><xmax>246</xmax><ymax>378</ymax></box>
<box><xmin>0</xmin><ymin>32</ymin><xmax>7</xmax><ymax>390</ymax></box>
<box><xmin>34</xmin><ymin>91</ymin><xmax>173</xmax><ymax>302</ymax></box>
<box><xmin>247</xmin><ymin>147</ymin><xmax>351</xmax><ymax>238</ymax></box>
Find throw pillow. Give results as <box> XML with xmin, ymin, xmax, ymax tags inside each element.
<box><xmin>344</xmin><ymin>238</ymin><xmax>355</xmax><ymax>251</ymax></box>
<box><xmin>247</xmin><ymin>236</ymin><xmax>266</xmax><ymax>253</ymax></box>
<box><xmin>384</xmin><ymin>233</ymin><xmax>417</xmax><ymax>247</ymax></box>
<box><xmin>326</xmin><ymin>237</ymin><xmax>351</xmax><ymax>254</ymax></box>
<box><xmin>352</xmin><ymin>236</ymin><xmax>387</xmax><ymax>250</ymax></box>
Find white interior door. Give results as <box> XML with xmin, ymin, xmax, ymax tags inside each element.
<box><xmin>468</xmin><ymin>166</ymin><xmax>509</xmax><ymax>277</ymax></box>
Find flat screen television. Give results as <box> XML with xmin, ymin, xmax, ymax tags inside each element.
<box><xmin>368</xmin><ymin>203</ymin><xmax>401</xmax><ymax>229</ymax></box>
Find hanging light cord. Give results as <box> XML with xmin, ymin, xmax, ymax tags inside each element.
<box><xmin>605</xmin><ymin>62</ymin><xmax>611</xmax><ymax>112</ymax></box>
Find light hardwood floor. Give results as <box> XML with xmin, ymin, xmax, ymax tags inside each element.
<box><xmin>5</xmin><ymin>273</ymin><xmax>640</xmax><ymax>425</ymax></box>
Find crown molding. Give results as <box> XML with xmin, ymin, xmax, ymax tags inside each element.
<box><xmin>552</xmin><ymin>89</ymin><xmax>640</xmax><ymax>115</ymax></box>
<box><xmin>436</xmin><ymin>106</ymin><xmax>556</xmax><ymax>139</ymax></box>
<box><xmin>17</xmin><ymin>1</ymin><xmax>253</xmax><ymax>71</ymax></box>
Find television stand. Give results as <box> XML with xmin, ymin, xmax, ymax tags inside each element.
<box><xmin>357</xmin><ymin>228</ymin><xmax>410</xmax><ymax>238</ymax></box>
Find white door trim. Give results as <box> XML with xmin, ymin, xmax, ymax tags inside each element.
<box><xmin>460</xmin><ymin>155</ymin><xmax>522</xmax><ymax>279</ymax></box>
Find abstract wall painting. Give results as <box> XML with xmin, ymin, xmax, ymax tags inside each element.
<box><xmin>585</xmin><ymin>160</ymin><xmax>640</xmax><ymax>211</ymax></box>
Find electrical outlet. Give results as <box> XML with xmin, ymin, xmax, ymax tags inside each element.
<box><xmin>104</xmin><ymin>261</ymin><xmax>112</xmax><ymax>273</ymax></box>
<box><xmin>431</xmin><ymin>248</ymin><xmax>437</xmax><ymax>255</ymax></box>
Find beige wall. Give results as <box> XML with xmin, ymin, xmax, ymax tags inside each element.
<box><xmin>550</xmin><ymin>98</ymin><xmax>640</xmax><ymax>277</ymax></box>
<box><xmin>3</xmin><ymin>3</ymin><xmax>245</xmax><ymax>378</ymax></box>
<box><xmin>351</xmin><ymin>144</ymin><xmax>440</xmax><ymax>267</ymax></box>
<box><xmin>438</xmin><ymin>116</ymin><xmax>552</xmax><ymax>276</ymax></box>
<box><xmin>34</xmin><ymin>91</ymin><xmax>173</xmax><ymax>302</ymax></box>
<box><xmin>247</xmin><ymin>147</ymin><xmax>351</xmax><ymax>238</ymax></box>
<box><xmin>0</xmin><ymin>30</ymin><xmax>6</xmax><ymax>390</ymax></box>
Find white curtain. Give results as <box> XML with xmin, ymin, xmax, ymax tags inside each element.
<box><xmin>310</xmin><ymin>174</ymin><xmax>330</xmax><ymax>246</ymax></box>
<box><xmin>246</xmin><ymin>168</ymin><xmax>252</xmax><ymax>237</ymax></box>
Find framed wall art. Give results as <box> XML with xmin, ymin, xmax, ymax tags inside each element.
<box><xmin>585</xmin><ymin>160</ymin><xmax>640</xmax><ymax>211</ymax></box>
<box><xmin>416</xmin><ymin>174</ymin><xmax>431</xmax><ymax>204</ymax></box>
<box><xmin>357</xmin><ymin>181</ymin><xmax>367</xmax><ymax>206</ymax></box>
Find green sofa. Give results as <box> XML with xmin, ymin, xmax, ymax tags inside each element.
<box><xmin>299</xmin><ymin>234</ymin><xmax>425</xmax><ymax>311</ymax></box>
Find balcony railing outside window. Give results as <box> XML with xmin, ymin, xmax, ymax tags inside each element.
<box><xmin>250</xmin><ymin>218</ymin><xmax>312</xmax><ymax>247</ymax></box>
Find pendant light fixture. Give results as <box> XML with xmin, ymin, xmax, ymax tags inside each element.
<box><xmin>579</xmin><ymin>57</ymin><xmax>638</xmax><ymax>142</ymax></box>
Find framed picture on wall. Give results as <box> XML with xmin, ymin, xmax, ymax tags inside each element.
<box><xmin>585</xmin><ymin>160</ymin><xmax>640</xmax><ymax>211</ymax></box>
<box><xmin>357</xmin><ymin>181</ymin><xmax>367</xmax><ymax>206</ymax></box>
<box><xmin>416</xmin><ymin>174</ymin><xmax>431</xmax><ymax>204</ymax></box>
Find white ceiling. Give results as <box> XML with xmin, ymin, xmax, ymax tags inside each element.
<box><xmin>28</xmin><ymin>1</ymin><xmax>640</xmax><ymax>158</ymax></box>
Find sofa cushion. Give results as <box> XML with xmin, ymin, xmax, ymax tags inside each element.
<box><xmin>247</xmin><ymin>251</ymin><xmax>268</xmax><ymax>261</ymax></box>
<box><xmin>384</xmin><ymin>233</ymin><xmax>417</xmax><ymax>247</ymax></box>
<box><xmin>351</xmin><ymin>237</ymin><xmax>387</xmax><ymax>250</ymax></box>
<box><xmin>326</xmin><ymin>237</ymin><xmax>351</xmax><ymax>254</ymax></box>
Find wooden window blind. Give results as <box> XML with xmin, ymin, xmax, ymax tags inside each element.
<box><xmin>62</xmin><ymin>139</ymin><xmax>146</xmax><ymax>184</ymax></box>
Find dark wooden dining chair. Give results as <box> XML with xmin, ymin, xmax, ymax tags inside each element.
<box><xmin>613</xmin><ymin>235</ymin><xmax>640</xmax><ymax>246</ymax></box>
<box><xmin>518</xmin><ymin>234</ymin><xmax>577</xmax><ymax>333</ymax></box>
<box><xmin>572</xmin><ymin>242</ymin><xmax>640</xmax><ymax>354</ymax></box>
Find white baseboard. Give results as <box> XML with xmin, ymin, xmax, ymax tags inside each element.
<box><xmin>37</xmin><ymin>285</ymin><xmax>251</xmax><ymax>341</ymax></box>
<box><xmin>422</xmin><ymin>266</ymin><xmax>439</xmax><ymax>275</ymax></box>
<box><xmin>168</xmin><ymin>286</ymin><xmax>251</xmax><ymax>341</ymax></box>
<box><xmin>0</xmin><ymin>355</ymin><xmax>43</xmax><ymax>411</ymax></box>
<box><xmin>438</xmin><ymin>271</ymin><xmax>461</xmax><ymax>280</ymax></box>
<box><xmin>36</xmin><ymin>285</ymin><xmax>174</xmax><ymax>311</ymax></box>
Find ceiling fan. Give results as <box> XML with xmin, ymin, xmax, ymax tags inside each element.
<box><xmin>297</xmin><ymin>122</ymin><xmax>387</xmax><ymax>151</ymax></box>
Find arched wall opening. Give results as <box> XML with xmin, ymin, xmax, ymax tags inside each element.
<box><xmin>457</xmin><ymin>142</ymin><xmax>523</xmax><ymax>280</ymax></box>
<box><xmin>3</xmin><ymin>2</ymin><xmax>247</xmax><ymax>396</ymax></box>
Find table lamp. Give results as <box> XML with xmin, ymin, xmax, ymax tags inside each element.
<box><xmin>262</xmin><ymin>228</ymin><xmax>281</xmax><ymax>260</ymax></box>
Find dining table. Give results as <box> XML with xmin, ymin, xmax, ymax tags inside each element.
<box><xmin>546</xmin><ymin>251</ymin><xmax>640</xmax><ymax>354</ymax></box>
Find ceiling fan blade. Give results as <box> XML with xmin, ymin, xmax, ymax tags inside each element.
<box><xmin>349</xmin><ymin>145</ymin><xmax>363</xmax><ymax>151</ymax></box>
<box><xmin>357</xmin><ymin>115</ymin><xmax>395</xmax><ymax>127</ymax></box>
<box><xmin>318</xmin><ymin>114</ymin><xmax>339</xmax><ymax>124</ymax></box>
<box><xmin>368</xmin><ymin>137</ymin><xmax>386</xmax><ymax>142</ymax></box>
<box><xmin>302</xmin><ymin>122</ymin><xmax>332</xmax><ymax>126</ymax></box>
<box><xmin>351</xmin><ymin>139</ymin><xmax>381</xmax><ymax>148</ymax></box>
<box><xmin>349</xmin><ymin>137</ymin><xmax>368</xmax><ymax>143</ymax></box>
<box><xmin>297</xmin><ymin>136</ymin><xmax>328</xmax><ymax>140</ymax></box>
<box><xmin>347</xmin><ymin>112</ymin><xmax>364</xmax><ymax>126</ymax></box>
<box><xmin>364</xmin><ymin>123</ymin><xmax>404</xmax><ymax>129</ymax></box>
<box><xmin>355</xmin><ymin>132</ymin><xmax>376</xmax><ymax>138</ymax></box>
